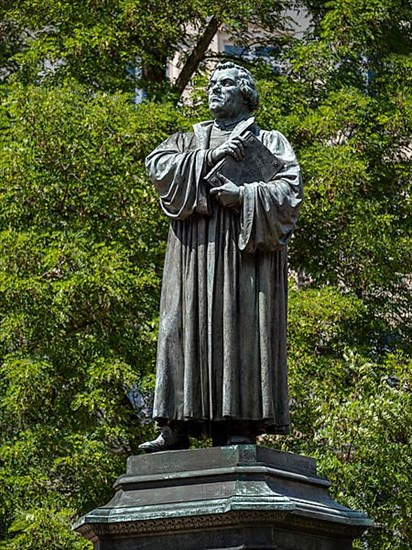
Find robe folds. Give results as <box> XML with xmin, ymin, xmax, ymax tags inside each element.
<box><xmin>145</xmin><ymin>119</ymin><xmax>303</xmax><ymax>434</ymax></box>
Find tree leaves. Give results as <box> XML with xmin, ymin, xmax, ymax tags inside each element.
<box><xmin>255</xmin><ymin>2</ymin><xmax>412</xmax><ymax>546</ymax></box>
<box><xmin>0</xmin><ymin>85</ymin><xmax>188</xmax><ymax>547</ymax></box>
<box><xmin>0</xmin><ymin>0</ymin><xmax>411</xmax><ymax>548</ymax></box>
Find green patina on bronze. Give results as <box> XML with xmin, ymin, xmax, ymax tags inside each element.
<box><xmin>74</xmin><ymin>445</ymin><xmax>372</xmax><ymax>549</ymax></box>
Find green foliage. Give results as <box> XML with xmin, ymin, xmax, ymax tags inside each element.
<box><xmin>0</xmin><ymin>84</ymin><xmax>192</xmax><ymax>547</ymax></box>
<box><xmin>255</xmin><ymin>1</ymin><xmax>412</xmax><ymax>546</ymax></box>
<box><xmin>0</xmin><ymin>0</ymin><xmax>291</xmax><ymax>97</ymax></box>
<box><xmin>0</xmin><ymin>0</ymin><xmax>410</xmax><ymax>548</ymax></box>
<box><xmin>1</xmin><ymin>508</ymin><xmax>90</xmax><ymax>549</ymax></box>
<box><xmin>314</xmin><ymin>352</ymin><xmax>412</xmax><ymax>549</ymax></box>
<box><xmin>269</xmin><ymin>286</ymin><xmax>412</xmax><ymax>548</ymax></box>
<box><xmin>255</xmin><ymin>0</ymin><xmax>412</xmax><ymax>348</ymax></box>
<box><xmin>286</xmin><ymin>285</ymin><xmax>366</xmax><ymax>442</ymax></box>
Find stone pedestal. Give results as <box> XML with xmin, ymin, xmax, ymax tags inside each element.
<box><xmin>73</xmin><ymin>445</ymin><xmax>372</xmax><ymax>549</ymax></box>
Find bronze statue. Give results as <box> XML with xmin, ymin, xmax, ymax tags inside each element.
<box><xmin>140</xmin><ymin>62</ymin><xmax>303</xmax><ymax>452</ymax></box>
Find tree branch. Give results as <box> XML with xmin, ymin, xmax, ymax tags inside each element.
<box><xmin>174</xmin><ymin>17</ymin><xmax>220</xmax><ymax>98</ymax></box>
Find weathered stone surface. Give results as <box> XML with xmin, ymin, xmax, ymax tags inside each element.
<box><xmin>74</xmin><ymin>445</ymin><xmax>372</xmax><ymax>549</ymax></box>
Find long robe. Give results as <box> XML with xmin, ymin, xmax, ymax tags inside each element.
<box><xmin>145</xmin><ymin>119</ymin><xmax>303</xmax><ymax>434</ymax></box>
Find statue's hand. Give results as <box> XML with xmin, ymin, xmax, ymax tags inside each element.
<box><xmin>210</xmin><ymin>174</ymin><xmax>243</xmax><ymax>208</ymax></box>
<box><xmin>211</xmin><ymin>134</ymin><xmax>248</xmax><ymax>163</ymax></box>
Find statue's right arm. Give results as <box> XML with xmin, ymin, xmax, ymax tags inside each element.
<box><xmin>145</xmin><ymin>133</ymin><xmax>211</xmax><ymax>220</ymax></box>
<box><xmin>145</xmin><ymin>133</ymin><xmax>191</xmax><ymax>184</ymax></box>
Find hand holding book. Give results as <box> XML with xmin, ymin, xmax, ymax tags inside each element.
<box><xmin>209</xmin><ymin>173</ymin><xmax>243</xmax><ymax>208</ymax></box>
<box><xmin>210</xmin><ymin>133</ymin><xmax>250</xmax><ymax>164</ymax></box>
<box><xmin>205</xmin><ymin>131</ymin><xmax>284</xmax><ymax>188</ymax></box>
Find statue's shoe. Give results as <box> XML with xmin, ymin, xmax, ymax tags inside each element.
<box><xmin>138</xmin><ymin>428</ymin><xmax>190</xmax><ymax>453</ymax></box>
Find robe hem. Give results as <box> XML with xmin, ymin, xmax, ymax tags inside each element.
<box><xmin>153</xmin><ymin>416</ymin><xmax>290</xmax><ymax>436</ymax></box>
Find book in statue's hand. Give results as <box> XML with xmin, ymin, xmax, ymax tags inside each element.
<box><xmin>204</xmin><ymin>132</ymin><xmax>284</xmax><ymax>188</ymax></box>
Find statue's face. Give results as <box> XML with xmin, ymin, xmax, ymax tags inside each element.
<box><xmin>208</xmin><ymin>68</ymin><xmax>248</xmax><ymax>119</ymax></box>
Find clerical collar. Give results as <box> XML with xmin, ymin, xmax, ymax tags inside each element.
<box><xmin>213</xmin><ymin>113</ymin><xmax>250</xmax><ymax>130</ymax></box>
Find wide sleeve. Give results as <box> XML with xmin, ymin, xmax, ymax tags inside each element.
<box><xmin>238</xmin><ymin>130</ymin><xmax>303</xmax><ymax>253</ymax></box>
<box><xmin>145</xmin><ymin>132</ymin><xmax>210</xmax><ymax>220</ymax></box>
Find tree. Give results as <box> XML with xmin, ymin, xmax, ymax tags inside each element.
<box><xmin>253</xmin><ymin>1</ymin><xmax>412</xmax><ymax>547</ymax></box>
<box><xmin>0</xmin><ymin>3</ymin><xmax>301</xmax><ymax>547</ymax></box>
<box><xmin>0</xmin><ymin>0</ymin><xmax>411</xmax><ymax>548</ymax></box>
<box><xmin>0</xmin><ymin>83</ymin><xmax>192</xmax><ymax>548</ymax></box>
<box><xmin>0</xmin><ymin>0</ymin><xmax>292</xmax><ymax>97</ymax></box>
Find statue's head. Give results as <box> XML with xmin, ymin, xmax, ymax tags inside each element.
<box><xmin>208</xmin><ymin>62</ymin><xmax>259</xmax><ymax>119</ymax></box>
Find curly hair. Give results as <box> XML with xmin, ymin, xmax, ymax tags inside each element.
<box><xmin>211</xmin><ymin>61</ymin><xmax>260</xmax><ymax>112</ymax></box>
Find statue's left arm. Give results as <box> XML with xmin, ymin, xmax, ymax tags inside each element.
<box><xmin>238</xmin><ymin>130</ymin><xmax>303</xmax><ymax>253</ymax></box>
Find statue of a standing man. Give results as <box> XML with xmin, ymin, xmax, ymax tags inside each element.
<box><xmin>140</xmin><ymin>62</ymin><xmax>303</xmax><ymax>452</ymax></box>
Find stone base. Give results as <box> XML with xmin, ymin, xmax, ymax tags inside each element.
<box><xmin>73</xmin><ymin>445</ymin><xmax>372</xmax><ymax>549</ymax></box>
